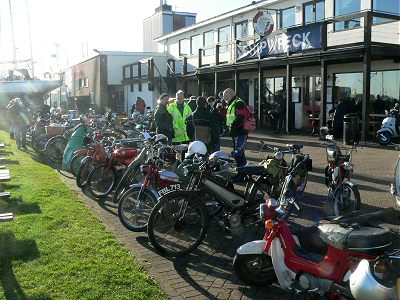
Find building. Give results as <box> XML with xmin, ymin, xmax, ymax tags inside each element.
<box><xmin>57</xmin><ymin>51</ymin><xmax>164</xmax><ymax>114</ymax></box>
<box><xmin>154</xmin><ymin>0</ymin><xmax>400</xmax><ymax>140</ymax></box>
<box><xmin>143</xmin><ymin>1</ymin><xmax>196</xmax><ymax>52</ymax></box>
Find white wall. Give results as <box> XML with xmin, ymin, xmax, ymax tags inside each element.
<box><xmin>124</xmin><ymin>82</ymin><xmax>159</xmax><ymax>115</ymax></box>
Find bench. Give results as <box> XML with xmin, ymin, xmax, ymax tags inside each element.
<box><xmin>0</xmin><ymin>166</ymin><xmax>6</xmax><ymax>169</ymax></box>
<box><xmin>0</xmin><ymin>213</ymin><xmax>13</xmax><ymax>222</ymax></box>
<box><xmin>0</xmin><ymin>143</ymin><xmax>4</xmax><ymax>148</ymax></box>
<box><xmin>0</xmin><ymin>192</ymin><xmax>11</xmax><ymax>198</ymax></box>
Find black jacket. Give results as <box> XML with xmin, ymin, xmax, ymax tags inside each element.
<box><xmin>154</xmin><ymin>104</ymin><xmax>174</xmax><ymax>140</ymax></box>
<box><xmin>186</xmin><ymin>107</ymin><xmax>219</xmax><ymax>142</ymax></box>
<box><xmin>228</xmin><ymin>97</ymin><xmax>247</xmax><ymax>137</ymax></box>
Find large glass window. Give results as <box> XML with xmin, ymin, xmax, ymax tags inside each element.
<box><xmin>264</xmin><ymin>77</ymin><xmax>286</xmax><ymax>107</ymax></box>
<box><xmin>190</xmin><ymin>35</ymin><xmax>201</xmax><ymax>55</ymax></box>
<box><xmin>218</xmin><ymin>25</ymin><xmax>231</xmax><ymax>53</ymax></box>
<box><xmin>372</xmin><ymin>0</ymin><xmax>400</xmax><ymax>24</ymax></box>
<box><xmin>334</xmin><ymin>0</ymin><xmax>361</xmax><ymax>30</ymax></box>
<box><xmin>304</xmin><ymin>1</ymin><xmax>325</xmax><ymax>24</ymax></box>
<box><xmin>179</xmin><ymin>39</ymin><xmax>188</xmax><ymax>56</ymax></box>
<box><xmin>334</xmin><ymin>72</ymin><xmax>363</xmax><ymax>109</ymax></box>
<box><xmin>203</xmin><ymin>30</ymin><xmax>214</xmax><ymax>56</ymax></box>
<box><xmin>281</xmin><ymin>7</ymin><xmax>296</xmax><ymax>28</ymax></box>
<box><xmin>235</xmin><ymin>21</ymin><xmax>248</xmax><ymax>45</ymax></box>
<box><xmin>371</xmin><ymin>70</ymin><xmax>400</xmax><ymax>112</ymax></box>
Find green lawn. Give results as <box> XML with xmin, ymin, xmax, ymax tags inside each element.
<box><xmin>0</xmin><ymin>131</ymin><xmax>167</xmax><ymax>300</ymax></box>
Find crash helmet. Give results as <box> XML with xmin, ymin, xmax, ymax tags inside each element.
<box><xmin>152</xmin><ymin>134</ymin><xmax>168</xmax><ymax>144</ymax></box>
<box><xmin>185</xmin><ymin>141</ymin><xmax>207</xmax><ymax>158</ymax></box>
<box><xmin>209</xmin><ymin>151</ymin><xmax>229</xmax><ymax>161</ymax></box>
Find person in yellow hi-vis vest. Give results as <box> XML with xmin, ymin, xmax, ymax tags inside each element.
<box><xmin>224</xmin><ymin>88</ymin><xmax>248</xmax><ymax>181</ymax></box>
<box><xmin>167</xmin><ymin>90</ymin><xmax>192</xmax><ymax>143</ymax></box>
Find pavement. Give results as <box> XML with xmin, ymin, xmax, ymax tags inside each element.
<box><xmin>58</xmin><ymin>131</ymin><xmax>399</xmax><ymax>300</ymax></box>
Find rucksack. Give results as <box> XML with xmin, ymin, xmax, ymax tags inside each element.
<box><xmin>237</xmin><ymin>105</ymin><xmax>256</xmax><ymax>132</ymax></box>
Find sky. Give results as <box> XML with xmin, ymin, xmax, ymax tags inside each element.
<box><xmin>0</xmin><ymin>0</ymin><xmax>250</xmax><ymax>78</ymax></box>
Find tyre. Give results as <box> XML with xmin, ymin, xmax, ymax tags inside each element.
<box><xmin>233</xmin><ymin>253</ymin><xmax>277</xmax><ymax>286</ymax></box>
<box><xmin>33</xmin><ymin>134</ymin><xmax>50</xmax><ymax>154</ymax></box>
<box><xmin>377</xmin><ymin>132</ymin><xmax>391</xmax><ymax>146</ymax></box>
<box><xmin>45</xmin><ymin>136</ymin><xmax>68</xmax><ymax>164</ymax></box>
<box><xmin>112</xmin><ymin>164</ymin><xmax>144</xmax><ymax>203</ymax></box>
<box><xmin>76</xmin><ymin>156</ymin><xmax>93</xmax><ymax>188</ymax></box>
<box><xmin>248</xmin><ymin>176</ymin><xmax>273</xmax><ymax>205</ymax></box>
<box><xmin>147</xmin><ymin>191</ymin><xmax>208</xmax><ymax>257</ymax></box>
<box><xmin>325</xmin><ymin>183</ymin><xmax>361</xmax><ymax>217</ymax></box>
<box><xmin>296</xmin><ymin>170</ymin><xmax>308</xmax><ymax>194</ymax></box>
<box><xmin>70</xmin><ymin>153</ymin><xmax>86</xmax><ymax>177</ymax></box>
<box><xmin>118</xmin><ymin>186</ymin><xmax>158</xmax><ymax>232</ymax></box>
<box><xmin>87</xmin><ymin>164</ymin><xmax>117</xmax><ymax>198</ymax></box>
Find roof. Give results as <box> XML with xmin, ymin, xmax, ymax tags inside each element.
<box><xmin>154</xmin><ymin>0</ymin><xmax>279</xmax><ymax>42</ymax></box>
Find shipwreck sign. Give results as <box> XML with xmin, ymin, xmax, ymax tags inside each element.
<box><xmin>237</xmin><ymin>23</ymin><xmax>322</xmax><ymax>61</ymax></box>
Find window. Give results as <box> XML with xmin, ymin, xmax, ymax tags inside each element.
<box><xmin>372</xmin><ymin>0</ymin><xmax>400</xmax><ymax>24</ymax></box>
<box><xmin>130</xmin><ymin>84</ymin><xmax>134</xmax><ymax>92</ymax></box>
<box><xmin>203</xmin><ymin>30</ymin><xmax>214</xmax><ymax>56</ymax></box>
<box><xmin>190</xmin><ymin>35</ymin><xmax>201</xmax><ymax>55</ymax></box>
<box><xmin>124</xmin><ymin>66</ymin><xmax>131</xmax><ymax>79</ymax></box>
<box><xmin>179</xmin><ymin>39</ymin><xmax>188</xmax><ymax>56</ymax></box>
<box><xmin>77</xmin><ymin>77</ymin><xmax>88</xmax><ymax>89</ymax></box>
<box><xmin>218</xmin><ymin>25</ymin><xmax>231</xmax><ymax>53</ymax></box>
<box><xmin>370</xmin><ymin>70</ymin><xmax>400</xmax><ymax>111</ymax></box>
<box><xmin>304</xmin><ymin>1</ymin><xmax>325</xmax><ymax>24</ymax></box>
<box><xmin>334</xmin><ymin>0</ymin><xmax>361</xmax><ymax>30</ymax></box>
<box><xmin>281</xmin><ymin>7</ymin><xmax>296</xmax><ymax>28</ymax></box>
<box><xmin>334</xmin><ymin>72</ymin><xmax>363</xmax><ymax>103</ymax></box>
<box><xmin>235</xmin><ymin>21</ymin><xmax>248</xmax><ymax>45</ymax></box>
<box><xmin>264</xmin><ymin>77</ymin><xmax>286</xmax><ymax>108</ymax></box>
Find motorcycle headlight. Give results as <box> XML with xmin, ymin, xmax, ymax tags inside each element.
<box><xmin>343</xmin><ymin>162</ymin><xmax>353</xmax><ymax>173</ymax></box>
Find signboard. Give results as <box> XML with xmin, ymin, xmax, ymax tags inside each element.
<box><xmin>253</xmin><ymin>11</ymin><xmax>274</xmax><ymax>36</ymax></box>
<box><xmin>237</xmin><ymin>23</ymin><xmax>322</xmax><ymax>61</ymax></box>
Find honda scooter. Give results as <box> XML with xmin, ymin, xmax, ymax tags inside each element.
<box><xmin>377</xmin><ymin>104</ymin><xmax>400</xmax><ymax>146</ymax></box>
<box><xmin>233</xmin><ymin>157</ymin><xmax>400</xmax><ymax>299</ymax></box>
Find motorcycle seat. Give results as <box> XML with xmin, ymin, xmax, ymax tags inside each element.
<box><xmin>293</xmin><ymin>226</ymin><xmax>328</xmax><ymax>263</ymax></box>
<box><xmin>318</xmin><ymin>223</ymin><xmax>393</xmax><ymax>253</ymax></box>
<box><xmin>236</xmin><ymin>165</ymin><xmax>267</xmax><ymax>176</ymax></box>
<box><xmin>171</xmin><ymin>144</ymin><xmax>188</xmax><ymax>152</ymax></box>
<box><xmin>286</xmin><ymin>144</ymin><xmax>303</xmax><ymax>151</ymax></box>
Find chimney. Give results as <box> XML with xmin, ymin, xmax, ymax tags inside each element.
<box><xmin>155</xmin><ymin>0</ymin><xmax>172</xmax><ymax>13</ymax></box>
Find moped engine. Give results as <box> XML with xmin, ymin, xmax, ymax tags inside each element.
<box><xmin>295</xmin><ymin>273</ymin><xmax>333</xmax><ymax>295</ymax></box>
<box><xmin>228</xmin><ymin>213</ymin><xmax>243</xmax><ymax>236</ymax></box>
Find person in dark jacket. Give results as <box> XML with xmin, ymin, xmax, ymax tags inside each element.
<box><xmin>224</xmin><ymin>88</ymin><xmax>248</xmax><ymax>169</ymax></box>
<box><xmin>187</xmin><ymin>96</ymin><xmax>197</xmax><ymax>112</ymax></box>
<box><xmin>210</xmin><ymin>98</ymin><xmax>224</xmax><ymax>152</ymax></box>
<box><xmin>154</xmin><ymin>93</ymin><xmax>174</xmax><ymax>142</ymax></box>
<box><xmin>331</xmin><ymin>97</ymin><xmax>350</xmax><ymax>139</ymax></box>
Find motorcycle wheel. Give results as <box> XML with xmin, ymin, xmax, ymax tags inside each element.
<box><xmin>377</xmin><ymin>132</ymin><xmax>391</xmax><ymax>146</ymax></box>
<box><xmin>87</xmin><ymin>164</ymin><xmax>117</xmax><ymax>198</ymax></box>
<box><xmin>112</xmin><ymin>165</ymin><xmax>144</xmax><ymax>203</ymax></box>
<box><xmin>147</xmin><ymin>191</ymin><xmax>208</xmax><ymax>257</ymax></box>
<box><xmin>45</xmin><ymin>136</ymin><xmax>68</xmax><ymax>164</ymax></box>
<box><xmin>33</xmin><ymin>134</ymin><xmax>50</xmax><ymax>154</ymax></box>
<box><xmin>296</xmin><ymin>170</ymin><xmax>308</xmax><ymax>195</ymax></box>
<box><xmin>326</xmin><ymin>184</ymin><xmax>361</xmax><ymax>217</ymax></box>
<box><xmin>69</xmin><ymin>153</ymin><xmax>86</xmax><ymax>177</ymax></box>
<box><xmin>233</xmin><ymin>253</ymin><xmax>276</xmax><ymax>286</ymax></box>
<box><xmin>118</xmin><ymin>186</ymin><xmax>158</xmax><ymax>232</ymax></box>
<box><xmin>76</xmin><ymin>156</ymin><xmax>93</xmax><ymax>188</ymax></box>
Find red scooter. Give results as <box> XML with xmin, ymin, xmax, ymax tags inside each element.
<box><xmin>234</xmin><ymin>156</ymin><xmax>399</xmax><ymax>300</ymax></box>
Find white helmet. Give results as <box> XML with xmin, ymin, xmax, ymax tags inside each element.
<box><xmin>185</xmin><ymin>141</ymin><xmax>207</xmax><ymax>158</ymax></box>
<box><xmin>209</xmin><ymin>151</ymin><xmax>229</xmax><ymax>161</ymax></box>
<box><xmin>152</xmin><ymin>134</ymin><xmax>168</xmax><ymax>144</ymax></box>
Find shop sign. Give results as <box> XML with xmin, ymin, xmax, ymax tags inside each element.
<box><xmin>237</xmin><ymin>23</ymin><xmax>322</xmax><ymax>61</ymax></box>
<box><xmin>253</xmin><ymin>11</ymin><xmax>274</xmax><ymax>37</ymax></box>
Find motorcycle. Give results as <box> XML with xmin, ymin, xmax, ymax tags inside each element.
<box><xmin>323</xmin><ymin>135</ymin><xmax>361</xmax><ymax>216</ymax></box>
<box><xmin>377</xmin><ymin>105</ymin><xmax>400</xmax><ymax>146</ymax></box>
<box><xmin>233</xmin><ymin>157</ymin><xmax>400</xmax><ymax>299</ymax></box>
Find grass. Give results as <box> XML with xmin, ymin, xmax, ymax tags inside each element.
<box><xmin>0</xmin><ymin>130</ymin><xmax>167</xmax><ymax>300</ymax></box>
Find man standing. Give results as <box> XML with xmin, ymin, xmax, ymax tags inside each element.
<box><xmin>6</xmin><ymin>98</ymin><xmax>29</xmax><ymax>149</ymax></box>
<box><xmin>168</xmin><ymin>90</ymin><xmax>192</xmax><ymax>144</ymax></box>
<box><xmin>224</xmin><ymin>88</ymin><xmax>248</xmax><ymax>168</ymax></box>
<box><xmin>154</xmin><ymin>93</ymin><xmax>174</xmax><ymax>142</ymax></box>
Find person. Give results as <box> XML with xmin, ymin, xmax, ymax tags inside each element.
<box><xmin>211</xmin><ymin>101</ymin><xmax>225</xmax><ymax>152</ymax></box>
<box><xmin>373</xmin><ymin>95</ymin><xmax>385</xmax><ymax>114</ymax></box>
<box><xmin>276</xmin><ymin>90</ymin><xmax>286</xmax><ymax>133</ymax></box>
<box><xmin>187</xmin><ymin>96</ymin><xmax>197</xmax><ymax>112</ymax></box>
<box><xmin>130</xmin><ymin>103</ymin><xmax>136</xmax><ymax>115</ymax></box>
<box><xmin>167</xmin><ymin>90</ymin><xmax>192</xmax><ymax>144</ymax></box>
<box><xmin>135</xmin><ymin>97</ymin><xmax>146</xmax><ymax>116</ymax></box>
<box><xmin>224</xmin><ymin>88</ymin><xmax>248</xmax><ymax>169</ymax></box>
<box><xmin>154</xmin><ymin>93</ymin><xmax>174</xmax><ymax>142</ymax></box>
<box><xmin>331</xmin><ymin>97</ymin><xmax>349</xmax><ymax>139</ymax></box>
<box><xmin>6</xmin><ymin>98</ymin><xmax>29</xmax><ymax>149</ymax></box>
<box><xmin>186</xmin><ymin>96</ymin><xmax>213</xmax><ymax>151</ymax></box>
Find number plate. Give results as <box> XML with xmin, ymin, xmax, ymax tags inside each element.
<box><xmin>158</xmin><ymin>184</ymin><xmax>181</xmax><ymax>196</ymax></box>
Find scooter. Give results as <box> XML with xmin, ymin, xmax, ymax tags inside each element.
<box><xmin>233</xmin><ymin>157</ymin><xmax>399</xmax><ymax>299</ymax></box>
<box><xmin>377</xmin><ymin>104</ymin><xmax>400</xmax><ymax>146</ymax></box>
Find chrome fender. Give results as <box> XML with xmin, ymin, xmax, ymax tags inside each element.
<box><xmin>127</xmin><ymin>183</ymin><xmax>160</xmax><ymax>200</ymax></box>
<box><xmin>236</xmin><ymin>240</ymin><xmax>268</xmax><ymax>255</ymax></box>
<box><xmin>344</xmin><ymin>180</ymin><xmax>358</xmax><ymax>189</ymax></box>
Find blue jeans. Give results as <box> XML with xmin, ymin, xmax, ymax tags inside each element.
<box><xmin>14</xmin><ymin>124</ymin><xmax>27</xmax><ymax>147</ymax></box>
<box><xmin>232</xmin><ymin>135</ymin><xmax>247</xmax><ymax>167</ymax></box>
<box><xmin>213</xmin><ymin>141</ymin><xmax>220</xmax><ymax>152</ymax></box>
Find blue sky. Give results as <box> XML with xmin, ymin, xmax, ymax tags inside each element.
<box><xmin>0</xmin><ymin>0</ymin><xmax>250</xmax><ymax>77</ymax></box>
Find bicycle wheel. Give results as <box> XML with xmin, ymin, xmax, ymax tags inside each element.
<box><xmin>248</xmin><ymin>176</ymin><xmax>273</xmax><ymax>206</ymax></box>
<box><xmin>70</xmin><ymin>153</ymin><xmax>86</xmax><ymax>177</ymax></box>
<box><xmin>147</xmin><ymin>191</ymin><xmax>208</xmax><ymax>257</ymax></box>
<box><xmin>45</xmin><ymin>136</ymin><xmax>68</xmax><ymax>164</ymax></box>
<box><xmin>87</xmin><ymin>164</ymin><xmax>117</xmax><ymax>198</ymax></box>
<box><xmin>76</xmin><ymin>156</ymin><xmax>93</xmax><ymax>188</ymax></box>
<box><xmin>33</xmin><ymin>134</ymin><xmax>50</xmax><ymax>154</ymax></box>
<box><xmin>112</xmin><ymin>165</ymin><xmax>144</xmax><ymax>203</ymax></box>
<box><xmin>118</xmin><ymin>186</ymin><xmax>158</xmax><ymax>232</ymax></box>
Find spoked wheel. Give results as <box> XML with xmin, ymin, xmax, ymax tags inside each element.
<box><xmin>87</xmin><ymin>164</ymin><xmax>117</xmax><ymax>198</ymax></box>
<box><xmin>112</xmin><ymin>165</ymin><xmax>144</xmax><ymax>203</ymax></box>
<box><xmin>118</xmin><ymin>186</ymin><xmax>158</xmax><ymax>232</ymax></box>
<box><xmin>45</xmin><ymin>136</ymin><xmax>68</xmax><ymax>164</ymax></box>
<box><xmin>147</xmin><ymin>191</ymin><xmax>208</xmax><ymax>257</ymax></box>
<box><xmin>70</xmin><ymin>153</ymin><xmax>86</xmax><ymax>177</ymax></box>
<box><xmin>326</xmin><ymin>183</ymin><xmax>361</xmax><ymax>217</ymax></box>
<box><xmin>233</xmin><ymin>253</ymin><xmax>277</xmax><ymax>286</ymax></box>
<box><xmin>76</xmin><ymin>156</ymin><xmax>93</xmax><ymax>188</ymax></box>
<box><xmin>33</xmin><ymin>134</ymin><xmax>50</xmax><ymax>154</ymax></box>
<box><xmin>296</xmin><ymin>170</ymin><xmax>308</xmax><ymax>194</ymax></box>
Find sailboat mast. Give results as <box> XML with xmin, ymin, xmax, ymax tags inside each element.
<box><xmin>25</xmin><ymin>0</ymin><xmax>35</xmax><ymax>78</ymax></box>
<box><xmin>8</xmin><ymin>0</ymin><xmax>17</xmax><ymax>69</ymax></box>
